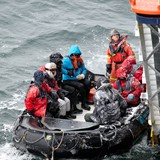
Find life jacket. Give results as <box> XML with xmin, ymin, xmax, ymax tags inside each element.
<box><xmin>109</xmin><ymin>35</ymin><xmax>128</xmax><ymax>63</ymax></box>
<box><xmin>128</xmin><ymin>64</ymin><xmax>143</xmax><ymax>83</ymax></box>
<box><xmin>64</xmin><ymin>55</ymin><xmax>83</xmax><ymax>72</ymax></box>
<box><xmin>130</xmin><ymin>64</ymin><xmax>142</xmax><ymax>76</ymax></box>
<box><xmin>116</xmin><ymin>77</ymin><xmax>132</xmax><ymax>93</ymax></box>
<box><xmin>109</xmin><ymin>35</ymin><xmax>127</xmax><ymax>55</ymax></box>
<box><xmin>68</xmin><ymin>55</ymin><xmax>78</xmax><ymax>69</ymax></box>
<box><xmin>45</xmin><ymin>76</ymin><xmax>55</xmax><ymax>89</ymax></box>
<box><xmin>109</xmin><ymin>44</ymin><xmax>124</xmax><ymax>56</ymax></box>
<box><xmin>26</xmin><ymin>81</ymin><xmax>46</xmax><ymax>100</ymax></box>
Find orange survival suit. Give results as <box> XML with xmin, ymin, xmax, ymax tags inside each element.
<box><xmin>107</xmin><ymin>35</ymin><xmax>135</xmax><ymax>84</ymax></box>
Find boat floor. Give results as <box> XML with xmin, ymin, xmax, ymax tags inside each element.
<box><xmin>36</xmin><ymin>103</ymin><xmax>96</xmax><ymax>131</ymax></box>
<box><xmin>74</xmin><ymin>103</ymin><xmax>94</xmax><ymax>122</ymax></box>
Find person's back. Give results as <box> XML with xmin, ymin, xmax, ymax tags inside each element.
<box><xmin>85</xmin><ymin>77</ymin><xmax>127</xmax><ymax>124</ymax></box>
<box><xmin>113</xmin><ymin>67</ymin><xmax>142</xmax><ymax>107</ymax></box>
<box><xmin>121</xmin><ymin>55</ymin><xmax>142</xmax><ymax>81</ymax></box>
<box><xmin>121</xmin><ymin>56</ymin><xmax>145</xmax><ymax>92</ymax></box>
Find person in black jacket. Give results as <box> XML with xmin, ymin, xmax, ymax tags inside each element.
<box><xmin>49</xmin><ymin>52</ymin><xmax>83</xmax><ymax>114</ymax></box>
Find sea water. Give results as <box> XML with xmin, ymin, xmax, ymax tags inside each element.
<box><xmin>0</xmin><ymin>0</ymin><xmax>158</xmax><ymax>159</ymax></box>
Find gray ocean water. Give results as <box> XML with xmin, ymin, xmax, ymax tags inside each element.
<box><xmin>0</xmin><ymin>0</ymin><xmax>159</xmax><ymax>159</ymax></box>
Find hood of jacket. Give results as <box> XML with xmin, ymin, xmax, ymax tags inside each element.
<box><xmin>116</xmin><ymin>67</ymin><xmax>127</xmax><ymax>79</ymax></box>
<box><xmin>33</xmin><ymin>70</ymin><xmax>46</xmax><ymax>85</ymax></box>
<box><xmin>68</xmin><ymin>45</ymin><xmax>81</xmax><ymax>56</ymax></box>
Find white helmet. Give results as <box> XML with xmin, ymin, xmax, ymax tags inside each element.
<box><xmin>45</xmin><ymin>62</ymin><xmax>57</xmax><ymax>79</ymax></box>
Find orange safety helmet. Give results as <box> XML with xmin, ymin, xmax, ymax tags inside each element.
<box><xmin>116</xmin><ymin>67</ymin><xmax>127</xmax><ymax>79</ymax></box>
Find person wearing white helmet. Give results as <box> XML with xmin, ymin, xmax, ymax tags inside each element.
<box><xmin>45</xmin><ymin>62</ymin><xmax>57</xmax><ymax>79</ymax></box>
<box><xmin>39</xmin><ymin>62</ymin><xmax>76</xmax><ymax>119</ymax></box>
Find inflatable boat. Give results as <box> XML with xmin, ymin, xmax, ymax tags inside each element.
<box><xmin>12</xmin><ymin>102</ymin><xmax>149</xmax><ymax>159</ymax></box>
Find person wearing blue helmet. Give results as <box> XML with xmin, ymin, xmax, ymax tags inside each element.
<box><xmin>62</xmin><ymin>45</ymin><xmax>91</xmax><ymax>111</ymax></box>
<box><xmin>25</xmin><ymin>70</ymin><xmax>59</xmax><ymax>118</ymax></box>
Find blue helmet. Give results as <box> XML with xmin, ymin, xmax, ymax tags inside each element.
<box><xmin>34</xmin><ymin>70</ymin><xmax>46</xmax><ymax>84</ymax></box>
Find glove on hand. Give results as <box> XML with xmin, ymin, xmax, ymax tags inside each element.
<box><xmin>127</xmin><ymin>94</ymin><xmax>135</xmax><ymax>101</ymax></box>
<box><xmin>27</xmin><ymin>110</ymin><xmax>34</xmax><ymax>116</ymax></box>
<box><xmin>48</xmin><ymin>101</ymin><xmax>60</xmax><ymax>114</ymax></box>
<box><xmin>106</xmin><ymin>64</ymin><xmax>111</xmax><ymax>74</ymax></box>
<box><xmin>61</xmin><ymin>89</ymin><xmax>69</xmax><ymax>96</ymax></box>
<box><xmin>57</xmin><ymin>89</ymin><xmax>65</xmax><ymax>100</ymax></box>
<box><xmin>67</xmin><ymin>71</ymin><xmax>74</xmax><ymax>76</ymax></box>
<box><xmin>50</xmin><ymin>90</ymin><xmax>59</xmax><ymax>100</ymax></box>
<box><xmin>76</xmin><ymin>74</ymin><xmax>85</xmax><ymax>80</ymax></box>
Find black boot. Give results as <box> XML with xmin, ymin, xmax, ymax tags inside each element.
<box><xmin>66</xmin><ymin>111</ymin><xmax>76</xmax><ymax>119</ymax></box>
<box><xmin>81</xmin><ymin>103</ymin><xmax>91</xmax><ymax>111</ymax></box>
<box><xmin>59</xmin><ymin>115</ymin><xmax>67</xmax><ymax>119</ymax></box>
<box><xmin>84</xmin><ymin>113</ymin><xmax>98</xmax><ymax>123</ymax></box>
<box><xmin>73</xmin><ymin>108</ymin><xmax>83</xmax><ymax>114</ymax></box>
<box><xmin>84</xmin><ymin>113</ymin><xmax>92</xmax><ymax>122</ymax></box>
<box><xmin>72</xmin><ymin>105</ymin><xmax>83</xmax><ymax>114</ymax></box>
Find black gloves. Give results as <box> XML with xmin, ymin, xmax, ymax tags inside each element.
<box><xmin>50</xmin><ymin>90</ymin><xmax>59</xmax><ymax>100</ymax></box>
<box><xmin>48</xmin><ymin>101</ymin><xmax>60</xmax><ymax>115</ymax></box>
<box><xmin>58</xmin><ymin>89</ymin><xmax>69</xmax><ymax>97</ymax></box>
<box><xmin>57</xmin><ymin>89</ymin><xmax>65</xmax><ymax>100</ymax></box>
<box><xmin>50</xmin><ymin>89</ymin><xmax>66</xmax><ymax>100</ymax></box>
<box><xmin>60</xmin><ymin>89</ymin><xmax>69</xmax><ymax>96</ymax></box>
<box><xmin>28</xmin><ymin>110</ymin><xmax>35</xmax><ymax>116</ymax></box>
<box><xmin>67</xmin><ymin>71</ymin><xmax>74</xmax><ymax>76</ymax></box>
<box><xmin>106</xmin><ymin>64</ymin><xmax>111</xmax><ymax>74</ymax></box>
<box><xmin>23</xmin><ymin>109</ymin><xmax>34</xmax><ymax>116</ymax></box>
<box><xmin>47</xmin><ymin>92</ymin><xmax>60</xmax><ymax>118</ymax></box>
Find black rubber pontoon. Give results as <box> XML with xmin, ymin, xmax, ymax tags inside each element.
<box><xmin>12</xmin><ymin>103</ymin><xmax>149</xmax><ymax>159</ymax></box>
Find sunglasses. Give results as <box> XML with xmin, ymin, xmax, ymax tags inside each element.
<box><xmin>74</xmin><ymin>54</ymin><xmax>80</xmax><ymax>58</ymax></box>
